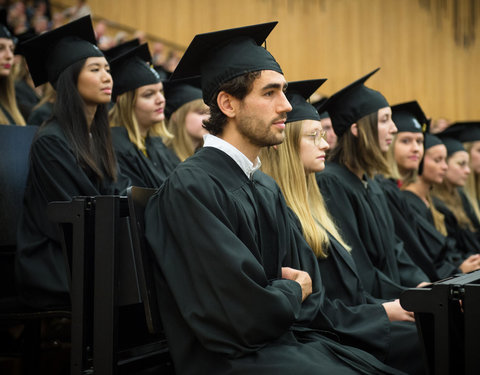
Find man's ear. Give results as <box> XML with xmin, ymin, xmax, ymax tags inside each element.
<box><xmin>350</xmin><ymin>123</ymin><xmax>359</xmax><ymax>137</ymax></box>
<box><xmin>217</xmin><ymin>91</ymin><xmax>236</xmax><ymax>119</ymax></box>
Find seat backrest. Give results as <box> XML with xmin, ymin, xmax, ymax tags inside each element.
<box><xmin>0</xmin><ymin>124</ymin><xmax>38</xmax><ymax>247</ymax></box>
<box><xmin>0</xmin><ymin>124</ymin><xmax>38</xmax><ymax>297</ymax></box>
<box><xmin>127</xmin><ymin>186</ymin><xmax>162</xmax><ymax>334</ymax></box>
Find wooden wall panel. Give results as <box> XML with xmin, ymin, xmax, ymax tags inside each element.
<box><xmin>55</xmin><ymin>0</ymin><xmax>480</xmax><ymax>122</ymax></box>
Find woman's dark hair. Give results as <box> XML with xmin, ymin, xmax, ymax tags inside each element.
<box><xmin>52</xmin><ymin>58</ymin><xmax>117</xmax><ymax>181</ymax></box>
<box><xmin>203</xmin><ymin>71</ymin><xmax>261</xmax><ymax>135</ymax></box>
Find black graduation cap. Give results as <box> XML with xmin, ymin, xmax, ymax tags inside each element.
<box><xmin>316</xmin><ymin>68</ymin><xmax>389</xmax><ymax>137</ymax></box>
<box><xmin>311</xmin><ymin>97</ymin><xmax>327</xmax><ymax>110</ymax></box>
<box><xmin>13</xmin><ymin>29</ymin><xmax>36</xmax><ymax>55</ymax></box>
<box><xmin>424</xmin><ymin>133</ymin><xmax>443</xmax><ymax>150</ymax></box>
<box><xmin>0</xmin><ymin>24</ymin><xmax>15</xmax><ymax>41</ymax></box>
<box><xmin>438</xmin><ymin>122</ymin><xmax>480</xmax><ymax>143</ymax></box>
<box><xmin>436</xmin><ymin>125</ymin><xmax>468</xmax><ymax>153</ymax></box>
<box><xmin>391</xmin><ymin>100</ymin><xmax>428</xmax><ymax>133</ymax></box>
<box><xmin>19</xmin><ymin>15</ymin><xmax>104</xmax><ymax>87</ymax></box>
<box><xmin>436</xmin><ymin>135</ymin><xmax>465</xmax><ymax>156</ymax></box>
<box><xmin>311</xmin><ymin>97</ymin><xmax>331</xmax><ymax>119</ymax></box>
<box><xmin>110</xmin><ymin>43</ymin><xmax>161</xmax><ymax>101</ymax></box>
<box><xmin>170</xmin><ymin>22</ymin><xmax>283</xmax><ymax>104</ymax></box>
<box><xmin>102</xmin><ymin>38</ymin><xmax>140</xmax><ymax>61</ymax></box>
<box><xmin>285</xmin><ymin>79</ymin><xmax>327</xmax><ymax>123</ymax></box>
<box><xmin>163</xmin><ymin>77</ymin><xmax>202</xmax><ymax>119</ymax></box>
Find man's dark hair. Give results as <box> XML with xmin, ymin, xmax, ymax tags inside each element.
<box><xmin>203</xmin><ymin>71</ymin><xmax>261</xmax><ymax>136</ymax></box>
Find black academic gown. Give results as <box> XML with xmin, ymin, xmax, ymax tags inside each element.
<box><xmin>401</xmin><ymin>190</ymin><xmax>463</xmax><ymax>277</ymax></box>
<box><xmin>316</xmin><ymin>162</ymin><xmax>428</xmax><ymax>300</ymax></box>
<box><xmin>15</xmin><ymin>80</ymin><xmax>39</xmax><ymax>120</ymax></box>
<box><xmin>16</xmin><ymin>120</ymin><xmax>130</xmax><ymax>309</ymax></box>
<box><xmin>433</xmin><ymin>195</ymin><xmax>480</xmax><ymax>256</ymax></box>
<box><xmin>111</xmin><ymin>127</ymin><xmax>179</xmax><ymax>188</ymax></box>
<box><xmin>376</xmin><ymin>176</ymin><xmax>449</xmax><ymax>280</ymax></box>
<box><xmin>27</xmin><ymin>102</ymin><xmax>53</xmax><ymax>126</ymax></box>
<box><xmin>313</xmin><ymin>230</ymin><xmax>425</xmax><ymax>375</ymax></box>
<box><xmin>145</xmin><ymin>147</ymin><xmax>404</xmax><ymax>375</ymax></box>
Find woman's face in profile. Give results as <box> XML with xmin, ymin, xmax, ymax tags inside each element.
<box><xmin>377</xmin><ymin>106</ymin><xmax>397</xmax><ymax>153</ymax></box>
<box><xmin>468</xmin><ymin>141</ymin><xmax>480</xmax><ymax>174</ymax></box>
<box><xmin>422</xmin><ymin>144</ymin><xmax>448</xmax><ymax>185</ymax></box>
<box><xmin>445</xmin><ymin>150</ymin><xmax>470</xmax><ymax>187</ymax></box>
<box><xmin>0</xmin><ymin>38</ymin><xmax>14</xmax><ymax>77</ymax></box>
<box><xmin>134</xmin><ymin>81</ymin><xmax>166</xmax><ymax>130</ymax></box>
<box><xmin>77</xmin><ymin>56</ymin><xmax>112</xmax><ymax>105</ymax></box>
<box><xmin>299</xmin><ymin>119</ymin><xmax>329</xmax><ymax>175</ymax></box>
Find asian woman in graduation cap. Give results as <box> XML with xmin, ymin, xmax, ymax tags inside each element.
<box><xmin>108</xmin><ymin>43</ymin><xmax>179</xmax><ymax>188</ymax></box>
<box><xmin>15</xmin><ymin>15</ymin><xmax>130</xmax><ymax>309</ymax></box>
<box><xmin>315</xmin><ymin>69</ymin><xmax>429</xmax><ymax>300</ymax></box>
<box><xmin>163</xmin><ymin>79</ymin><xmax>209</xmax><ymax>162</ymax></box>
<box><xmin>400</xmin><ymin>132</ymin><xmax>480</xmax><ymax>275</ymax></box>
<box><xmin>0</xmin><ymin>21</ymin><xmax>25</xmax><ymax>125</ymax></box>
<box><xmin>260</xmin><ymin>80</ymin><xmax>425</xmax><ymax>375</ymax></box>
<box><xmin>387</xmin><ymin>102</ymin><xmax>480</xmax><ymax>277</ymax></box>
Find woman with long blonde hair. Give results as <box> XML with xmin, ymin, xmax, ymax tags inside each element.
<box><xmin>261</xmin><ymin>80</ymin><xmax>424</xmax><ymax>375</ymax></box>
<box><xmin>315</xmin><ymin>69</ymin><xmax>429</xmax><ymax>300</ymax></box>
<box><xmin>109</xmin><ymin>43</ymin><xmax>179</xmax><ymax>187</ymax></box>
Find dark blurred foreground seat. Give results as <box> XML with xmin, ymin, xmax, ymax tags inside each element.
<box><xmin>48</xmin><ymin>187</ymin><xmax>174</xmax><ymax>375</ymax></box>
<box><xmin>0</xmin><ymin>124</ymin><xmax>71</xmax><ymax>375</ymax></box>
<box><xmin>400</xmin><ymin>270</ymin><xmax>480</xmax><ymax>375</ymax></box>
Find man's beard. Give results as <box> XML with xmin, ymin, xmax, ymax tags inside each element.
<box><xmin>236</xmin><ymin>112</ymin><xmax>287</xmax><ymax>147</ymax></box>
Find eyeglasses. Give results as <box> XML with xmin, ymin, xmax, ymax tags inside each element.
<box><xmin>304</xmin><ymin>130</ymin><xmax>327</xmax><ymax>146</ymax></box>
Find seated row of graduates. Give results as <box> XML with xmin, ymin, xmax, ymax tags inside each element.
<box><xmin>12</xmin><ymin>15</ymin><xmax>480</xmax><ymax>375</ymax></box>
<box><xmin>13</xmin><ymin>18</ymin><xmax>208</xmax><ymax>307</ymax></box>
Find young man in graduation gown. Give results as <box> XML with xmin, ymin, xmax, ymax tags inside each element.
<box><xmin>144</xmin><ymin>23</ymin><xmax>404</xmax><ymax>375</ymax></box>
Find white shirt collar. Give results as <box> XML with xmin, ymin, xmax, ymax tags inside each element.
<box><xmin>203</xmin><ymin>134</ymin><xmax>261</xmax><ymax>179</ymax></box>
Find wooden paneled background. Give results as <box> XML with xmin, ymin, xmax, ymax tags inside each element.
<box><xmin>54</xmin><ymin>0</ymin><xmax>480</xmax><ymax>122</ymax></box>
